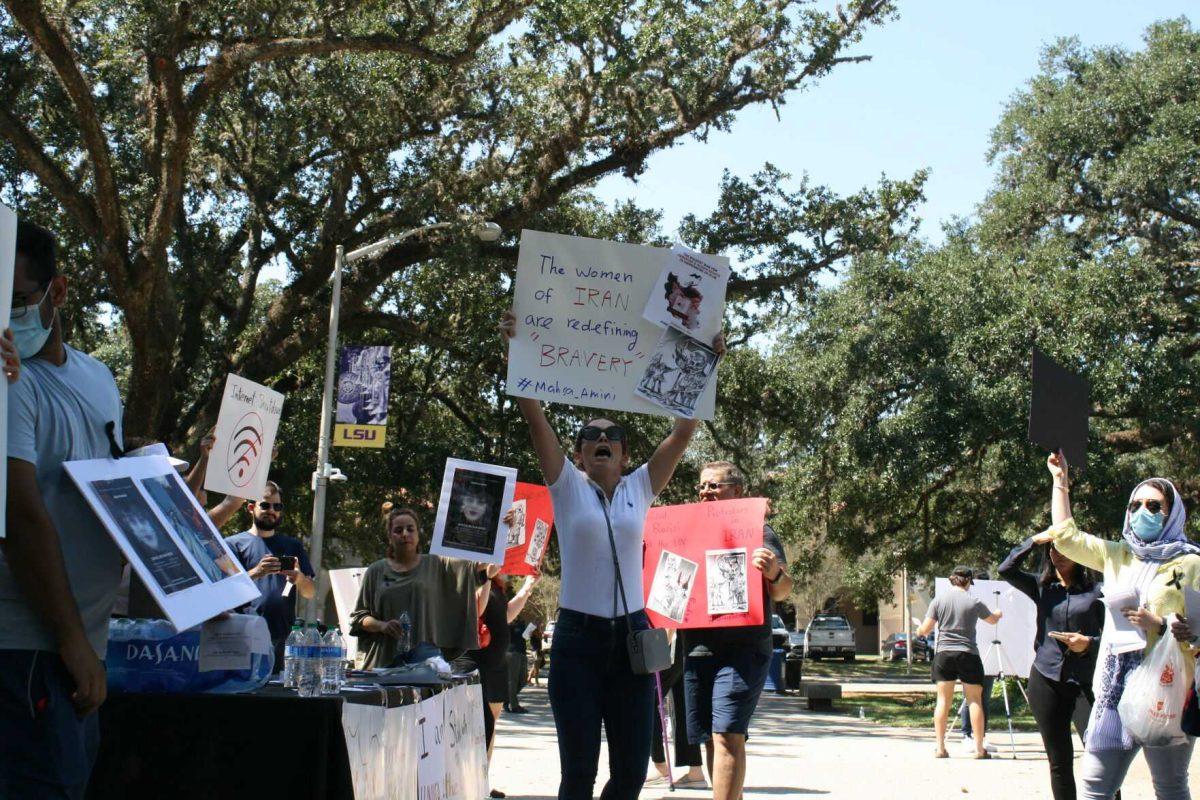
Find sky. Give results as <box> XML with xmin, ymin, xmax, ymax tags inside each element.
<box><xmin>591</xmin><ymin>2</ymin><xmax>1196</xmax><ymax>246</ymax></box>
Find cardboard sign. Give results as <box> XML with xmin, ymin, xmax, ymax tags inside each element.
<box><xmin>1028</xmin><ymin>346</ymin><xmax>1089</xmax><ymax>471</ymax></box>
<box><xmin>205</xmin><ymin>374</ymin><xmax>284</xmax><ymax>500</ymax></box>
<box><xmin>506</xmin><ymin>229</ymin><xmax>725</xmax><ymax>419</ymax></box>
<box><xmin>642</xmin><ymin>499</ymin><xmax>768</xmax><ymax>629</ymax></box>
<box><xmin>430</xmin><ymin>458</ymin><xmax>517</xmax><ymax>565</ymax></box>
<box><xmin>502</xmin><ymin>482</ymin><xmax>555</xmax><ymax>576</ymax></box>
<box><xmin>0</xmin><ymin>204</ymin><xmax>15</xmax><ymax>538</ymax></box>
<box><xmin>334</xmin><ymin>345</ymin><xmax>392</xmax><ymax>449</ymax></box>
<box><xmin>933</xmin><ymin>578</ymin><xmax>1037</xmax><ymax>678</ymax></box>
<box><xmin>65</xmin><ymin>455</ymin><xmax>260</xmax><ymax>631</ymax></box>
<box><xmin>443</xmin><ymin>683</ymin><xmax>488</xmax><ymax>800</ymax></box>
<box><xmin>330</xmin><ymin>566</ymin><xmax>369</xmax><ymax>664</ymax></box>
<box><xmin>416</xmin><ymin>693</ymin><xmax>446</xmax><ymax>800</ymax></box>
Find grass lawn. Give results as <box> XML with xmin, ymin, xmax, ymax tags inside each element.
<box><xmin>839</xmin><ymin>681</ymin><xmax>1038</xmax><ymax>731</ymax></box>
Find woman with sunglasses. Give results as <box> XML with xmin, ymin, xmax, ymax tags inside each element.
<box><xmin>499</xmin><ymin>310</ymin><xmax>724</xmax><ymax>800</ymax></box>
<box><xmin>1037</xmin><ymin>453</ymin><xmax>1200</xmax><ymax>800</ymax></box>
<box><xmin>999</xmin><ymin>531</ymin><xmax>1103</xmax><ymax>798</ymax></box>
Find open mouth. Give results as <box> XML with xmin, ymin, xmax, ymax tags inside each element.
<box><xmin>594</xmin><ymin>444</ymin><xmax>612</xmax><ymax>459</ymax></box>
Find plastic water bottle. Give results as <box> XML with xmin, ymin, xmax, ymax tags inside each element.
<box><xmin>282</xmin><ymin>620</ymin><xmax>305</xmax><ymax>689</ymax></box>
<box><xmin>321</xmin><ymin>626</ymin><xmax>346</xmax><ymax>695</ymax></box>
<box><xmin>399</xmin><ymin>611</ymin><xmax>413</xmax><ymax>658</ymax></box>
<box><xmin>297</xmin><ymin>622</ymin><xmax>321</xmax><ymax>697</ymax></box>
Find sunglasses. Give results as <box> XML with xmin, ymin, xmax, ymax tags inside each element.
<box><xmin>1128</xmin><ymin>499</ymin><xmax>1164</xmax><ymax>515</ymax></box>
<box><xmin>256</xmin><ymin>502</ymin><xmax>284</xmax><ymax>512</ymax></box>
<box><xmin>696</xmin><ymin>481</ymin><xmax>738</xmax><ymax>492</ymax></box>
<box><xmin>579</xmin><ymin>425</ymin><xmax>625</xmax><ymax>443</ymax></box>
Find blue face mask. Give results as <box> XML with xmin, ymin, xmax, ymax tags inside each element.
<box><xmin>9</xmin><ymin>293</ymin><xmax>55</xmax><ymax>359</ymax></box>
<box><xmin>1129</xmin><ymin>507</ymin><xmax>1166</xmax><ymax>543</ymax></box>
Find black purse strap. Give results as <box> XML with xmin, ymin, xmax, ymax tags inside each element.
<box><xmin>595</xmin><ymin>488</ymin><xmax>633</xmax><ymax>621</ymax></box>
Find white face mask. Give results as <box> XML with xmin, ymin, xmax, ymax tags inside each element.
<box><xmin>9</xmin><ymin>291</ymin><xmax>55</xmax><ymax>359</ymax></box>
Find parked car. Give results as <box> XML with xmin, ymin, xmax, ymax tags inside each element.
<box><xmin>771</xmin><ymin>614</ymin><xmax>789</xmax><ymax>651</ymax></box>
<box><xmin>804</xmin><ymin>614</ymin><xmax>856</xmax><ymax>661</ymax></box>
<box><xmin>881</xmin><ymin>632</ymin><xmax>931</xmax><ymax>662</ymax></box>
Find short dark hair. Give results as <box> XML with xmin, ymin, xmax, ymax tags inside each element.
<box><xmin>16</xmin><ymin>221</ymin><xmax>57</xmax><ymax>284</ymax></box>
<box><xmin>1038</xmin><ymin>544</ymin><xmax>1097</xmax><ymax>590</ymax></box>
<box><xmin>949</xmin><ymin>565</ymin><xmax>973</xmax><ymax>588</ymax></box>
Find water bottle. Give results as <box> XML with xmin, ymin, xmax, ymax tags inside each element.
<box><xmin>399</xmin><ymin>611</ymin><xmax>413</xmax><ymax>659</ymax></box>
<box><xmin>321</xmin><ymin>627</ymin><xmax>346</xmax><ymax>695</ymax></box>
<box><xmin>297</xmin><ymin>622</ymin><xmax>321</xmax><ymax>697</ymax></box>
<box><xmin>282</xmin><ymin>620</ymin><xmax>305</xmax><ymax>689</ymax></box>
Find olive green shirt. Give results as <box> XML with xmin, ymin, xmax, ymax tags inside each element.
<box><xmin>349</xmin><ymin>555</ymin><xmax>480</xmax><ymax>669</ymax></box>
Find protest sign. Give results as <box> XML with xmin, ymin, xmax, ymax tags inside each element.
<box><xmin>502</xmin><ymin>482</ymin><xmax>555</xmax><ymax>576</ymax></box>
<box><xmin>642</xmin><ymin>498</ymin><xmax>768</xmax><ymax>629</ymax></box>
<box><xmin>634</xmin><ymin>328</ymin><xmax>720</xmax><ymax>419</ymax></box>
<box><xmin>334</xmin><ymin>345</ymin><xmax>392</xmax><ymax>449</ymax></box>
<box><xmin>330</xmin><ymin>566</ymin><xmax>369</xmax><ymax>664</ymax></box>
<box><xmin>642</xmin><ymin>243</ymin><xmax>729</xmax><ymax>342</ymax></box>
<box><xmin>0</xmin><ymin>204</ymin><xmax>15</xmax><ymax>538</ymax></box>
<box><xmin>65</xmin><ymin>455</ymin><xmax>259</xmax><ymax>631</ymax></box>
<box><xmin>934</xmin><ymin>578</ymin><xmax>1036</xmax><ymax>678</ymax></box>
<box><xmin>430</xmin><ymin>458</ymin><xmax>517</xmax><ymax>565</ymax></box>
<box><xmin>443</xmin><ymin>682</ymin><xmax>488</xmax><ymax>800</ymax></box>
<box><xmin>417</xmin><ymin>693</ymin><xmax>446</xmax><ymax>800</ymax></box>
<box><xmin>205</xmin><ymin>374</ymin><xmax>284</xmax><ymax>500</ymax></box>
<box><xmin>506</xmin><ymin>229</ymin><xmax>726</xmax><ymax>419</ymax></box>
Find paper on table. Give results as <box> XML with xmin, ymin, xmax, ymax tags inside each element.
<box><xmin>1101</xmin><ymin>586</ymin><xmax>1147</xmax><ymax>654</ymax></box>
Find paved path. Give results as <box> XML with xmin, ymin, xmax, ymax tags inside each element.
<box><xmin>488</xmin><ymin>684</ymin><xmax>1199</xmax><ymax>799</ymax></box>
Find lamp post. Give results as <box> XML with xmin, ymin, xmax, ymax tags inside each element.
<box><xmin>306</xmin><ymin>220</ymin><xmax>502</xmax><ymax>621</ymax></box>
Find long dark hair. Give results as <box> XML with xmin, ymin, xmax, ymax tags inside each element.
<box><xmin>383</xmin><ymin>503</ymin><xmax>422</xmax><ymax>559</ymax></box>
<box><xmin>1038</xmin><ymin>545</ymin><xmax>1097</xmax><ymax>590</ymax></box>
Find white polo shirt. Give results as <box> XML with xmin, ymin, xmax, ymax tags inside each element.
<box><xmin>548</xmin><ymin>456</ymin><xmax>656</xmax><ymax>618</ymax></box>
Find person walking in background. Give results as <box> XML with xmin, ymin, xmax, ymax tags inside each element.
<box><xmin>506</xmin><ymin>617</ymin><xmax>533</xmax><ymax>714</ymax></box>
<box><xmin>1040</xmin><ymin>453</ymin><xmax>1200</xmax><ymax>800</ymax></box>
<box><xmin>999</xmin><ymin>528</ymin><xmax>1104</xmax><ymax>799</ymax></box>
<box><xmin>917</xmin><ymin>566</ymin><xmax>1002</xmax><ymax>759</ymax></box>
<box><xmin>647</xmin><ymin>631</ymin><xmax>707</xmax><ymax>788</ymax></box>
<box><xmin>957</xmin><ymin>568</ymin><xmax>997</xmax><ymax>754</ymax></box>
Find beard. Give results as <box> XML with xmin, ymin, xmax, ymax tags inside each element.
<box><xmin>254</xmin><ymin>515</ymin><xmax>281</xmax><ymax>531</ymax></box>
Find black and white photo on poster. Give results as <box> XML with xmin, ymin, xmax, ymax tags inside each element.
<box><xmin>706</xmin><ymin>548</ymin><xmax>748</xmax><ymax>615</ymax></box>
<box><xmin>641</xmin><ymin>243</ymin><xmax>729</xmax><ymax>341</ymax></box>
<box><xmin>524</xmin><ymin>519</ymin><xmax>551</xmax><ymax>568</ymax></box>
<box><xmin>336</xmin><ymin>345</ymin><xmax>392</xmax><ymax>425</ymax></box>
<box><xmin>646</xmin><ymin>549</ymin><xmax>699</xmax><ymax>623</ymax></box>
<box><xmin>140</xmin><ymin>473</ymin><xmax>240</xmax><ymax>583</ymax></box>
<box><xmin>90</xmin><ymin>477</ymin><xmax>203</xmax><ymax>595</ymax></box>
<box><xmin>634</xmin><ymin>328</ymin><xmax>720</xmax><ymax>419</ymax></box>
<box><xmin>506</xmin><ymin>499</ymin><xmax>527</xmax><ymax>548</ymax></box>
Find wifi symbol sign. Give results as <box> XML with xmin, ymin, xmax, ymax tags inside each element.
<box><xmin>226</xmin><ymin>412</ymin><xmax>265</xmax><ymax>488</ymax></box>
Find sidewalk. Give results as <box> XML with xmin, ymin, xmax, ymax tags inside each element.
<box><xmin>489</xmin><ymin>684</ymin><xmax>1198</xmax><ymax>799</ymax></box>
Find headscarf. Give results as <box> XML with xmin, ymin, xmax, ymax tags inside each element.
<box><xmin>1121</xmin><ymin>477</ymin><xmax>1199</xmax><ymax>562</ymax></box>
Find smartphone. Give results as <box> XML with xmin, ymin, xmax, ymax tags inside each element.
<box><xmin>1047</xmin><ymin>631</ymin><xmax>1070</xmax><ymax>641</ymax></box>
<box><xmin>279</xmin><ymin>555</ymin><xmax>297</xmax><ymax>571</ymax></box>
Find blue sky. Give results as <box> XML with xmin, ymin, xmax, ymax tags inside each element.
<box><xmin>592</xmin><ymin>2</ymin><xmax>1196</xmax><ymax>246</ymax></box>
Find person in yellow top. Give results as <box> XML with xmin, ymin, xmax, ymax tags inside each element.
<box><xmin>1036</xmin><ymin>452</ymin><xmax>1199</xmax><ymax>800</ymax></box>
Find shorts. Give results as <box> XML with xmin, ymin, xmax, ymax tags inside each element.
<box><xmin>683</xmin><ymin>648</ymin><xmax>770</xmax><ymax>743</ymax></box>
<box><xmin>931</xmin><ymin>651</ymin><xmax>985</xmax><ymax>685</ymax></box>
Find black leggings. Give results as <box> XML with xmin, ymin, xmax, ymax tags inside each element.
<box><xmin>1027</xmin><ymin>667</ymin><xmax>1093</xmax><ymax>800</ymax></box>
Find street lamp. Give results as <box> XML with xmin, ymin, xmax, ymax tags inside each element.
<box><xmin>306</xmin><ymin>219</ymin><xmax>501</xmax><ymax>620</ymax></box>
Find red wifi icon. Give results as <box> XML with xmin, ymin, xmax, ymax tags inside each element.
<box><xmin>226</xmin><ymin>411</ymin><xmax>264</xmax><ymax>488</ymax></box>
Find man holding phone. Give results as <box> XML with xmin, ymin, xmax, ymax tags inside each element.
<box><xmin>225</xmin><ymin>482</ymin><xmax>316</xmax><ymax>669</ymax></box>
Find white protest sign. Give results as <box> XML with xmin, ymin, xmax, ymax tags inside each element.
<box><xmin>385</xmin><ymin>702</ymin><xmax>421</xmax><ymax>799</ymax></box>
<box><xmin>205</xmin><ymin>374</ymin><xmax>284</xmax><ymax>500</ymax></box>
<box><xmin>65</xmin><ymin>455</ymin><xmax>260</xmax><ymax>631</ymax></box>
<box><xmin>507</xmin><ymin>229</ymin><xmax>725</xmax><ymax>419</ymax></box>
<box><xmin>443</xmin><ymin>682</ymin><xmax>488</xmax><ymax>800</ymax></box>
<box><xmin>430</xmin><ymin>458</ymin><xmax>517</xmax><ymax>565</ymax></box>
<box><xmin>0</xmin><ymin>204</ymin><xmax>15</xmax><ymax>539</ymax></box>
<box><xmin>330</xmin><ymin>566</ymin><xmax>368</xmax><ymax>663</ymax></box>
<box><xmin>417</xmin><ymin>693</ymin><xmax>446</xmax><ymax>800</ymax></box>
<box><xmin>934</xmin><ymin>578</ymin><xmax>1037</xmax><ymax>679</ymax></box>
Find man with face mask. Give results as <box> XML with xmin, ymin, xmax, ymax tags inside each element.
<box><xmin>0</xmin><ymin>221</ymin><xmax>125</xmax><ymax>798</ymax></box>
<box><xmin>224</xmin><ymin>482</ymin><xmax>316</xmax><ymax>668</ymax></box>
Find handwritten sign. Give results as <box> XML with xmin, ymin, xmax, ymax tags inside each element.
<box><xmin>502</xmin><ymin>482</ymin><xmax>554</xmax><ymax>576</ymax></box>
<box><xmin>417</xmin><ymin>693</ymin><xmax>446</xmax><ymax>800</ymax></box>
<box><xmin>205</xmin><ymin>374</ymin><xmax>284</xmax><ymax>500</ymax></box>
<box><xmin>506</xmin><ymin>229</ymin><xmax>725</xmax><ymax>419</ymax></box>
<box><xmin>642</xmin><ymin>499</ymin><xmax>768</xmax><ymax>629</ymax></box>
<box><xmin>0</xmin><ymin>204</ymin><xmax>15</xmax><ymax>539</ymax></box>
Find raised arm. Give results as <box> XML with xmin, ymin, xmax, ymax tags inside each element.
<box><xmin>1048</xmin><ymin>452</ymin><xmax>1072</xmax><ymax>525</ymax></box>
<box><xmin>207</xmin><ymin>494</ymin><xmax>243</xmax><ymax>529</ymax></box>
<box><xmin>998</xmin><ymin>539</ymin><xmax>1041</xmax><ymax>602</ymax></box>
<box><xmin>500</xmin><ymin>311</ymin><xmax>565</xmax><ymax>485</ymax></box>
<box><xmin>507</xmin><ymin>574</ymin><xmax>539</xmax><ymax>623</ymax></box>
<box><xmin>184</xmin><ymin>430</ymin><xmax>215</xmax><ymax>499</ymax></box>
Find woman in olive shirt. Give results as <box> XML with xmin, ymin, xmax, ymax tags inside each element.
<box><xmin>350</xmin><ymin>505</ymin><xmax>495</xmax><ymax>668</ymax></box>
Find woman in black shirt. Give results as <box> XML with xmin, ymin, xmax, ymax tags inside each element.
<box><xmin>999</xmin><ymin>538</ymin><xmax>1104</xmax><ymax>800</ymax></box>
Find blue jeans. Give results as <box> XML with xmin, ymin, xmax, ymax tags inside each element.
<box><xmin>0</xmin><ymin>650</ymin><xmax>99</xmax><ymax>799</ymax></box>
<box><xmin>960</xmin><ymin>675</ymin><xmax>995</xmax><ymax>737</ymax></box>
<box><xmin>1079</xmin><ymin>737</ymin><xmax>1195</xmax><ymax>800</ymax></box>
<box><xmin>548</xmin><ymin>609</ymin><xmax>654</xmax><ymax>800</ymax></box>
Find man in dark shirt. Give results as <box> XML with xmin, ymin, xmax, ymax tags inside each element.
<box><xmin>225</xmin><ymin>481</ymin><xmax>315</xmax><ymax>668</ymax></box>
<box><xmin>682</xmin><ymin>462</ymin><xmax>793</xmax><ymax>800</ymax></box>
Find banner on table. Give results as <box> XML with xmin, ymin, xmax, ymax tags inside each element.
<box><xmin>641</xmin><ymin>498</ymin><xmax>768</xmax><ymax>630</ymax></box>
<box><xmin>204</xmin><ymin>374</ymin><xmax>284</xmax><ymax>500</ymax></box>
<box><xmin>417</xmin><ymin>692</ymin><xmax>445</xmax><ymax>800</ymax></box>
<box><xmin>933</xmin><ymin>578</ymin><xmax>1036</xmax><ymax>678</ymax></box>
<box><xmin>64</xmin><ymin>455</ymin><xmax>259</xmax><ymax>631</ymax></box>
<box><xmin>0</xmin><ymin>204</ymin><xmax>15</xmax><ymax>539</ymax></box>
<box><xmin>334</xmin><ymin>345</ymin><xmax>392</xmax><ymax>449</ymax></box>
<box><xmin>430</xmin><ymin>458</ymin><xmax>517</xmax><ymax>565</ymax></box>
<box><xmin>502</xmin><ymin>482</ymin><xmax>555</xmax><ymax>576</ymax></box>
<box><xmin>506</xmin><ymin>229</ymin><xmax>726</xmax><ymax>419</ymax></box>
<box><xmin>443</xmin><ymin>682</ymin><xmax>488</xmax><ymax>800</ymax></box>
<box><xmin>342</xmin><ymin>700</ymin><xmax>420</xmax><ymax>800</ymax></box>
<box><xmin>330</xmin><ymin>567</ymin><xmax>369</xmax><ymax>664</ymax></box>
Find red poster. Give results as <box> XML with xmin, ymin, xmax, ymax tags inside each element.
<box><xmin>642</xmin><ymin>498</ymin><xmax>768</xmax><ymax>629</ymax></box>
<box><xmin>502</xmin><ymin>482</ymin><xmax>555</xmax><ymax>576</ymax></box>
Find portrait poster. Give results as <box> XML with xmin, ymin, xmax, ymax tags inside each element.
<box><xmin>642</xmin><ymin>243</ymin><xmax>729</xmax><ymax>342</ymax></box>
<box><xmin>642</xmin><ymin>498</ymin><xmax>767</xmax><ymax>629</ymax></box>
<box><xmin>501</xmin><ymin>481</ymin><xmax>555</xmax><ymax>576</ymax></box>
<box><xmin>0</xmin><ymin>203</ymin><xmax>15</xmax><ymax>538</ymax></box>
<box><xmin>634</xmin><ymin>328</ymin><xmax>720</xmax><ymax>419</ymax></box>
<box><xmin>506</xmin><ymin>229</ymin><xmax>725</xmax><ymax>419</ymax></box>
<box><xmin>430</xmin><ymin>458</ymin><xmax>517</xmax><ymax>565</ymax></box>
<box><xmin>645</xmin><ymin>549</ymin><xmax>699</xmax><ymax>623</ymax></box>
<box><xmin>204</xmin><ymin>374</ymin><xmax>284</xmax><ymax>500</ymax></box>
<box><xmin>334</xmin><ymin>344</ymin><xmax>392</xmax><ymax>449</ymax></box>
<box><xmin>65</xmin><ymin>455</ymin><xmax>259</xmax><ymax>631</ymax></box>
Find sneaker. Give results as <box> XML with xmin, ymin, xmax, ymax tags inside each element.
<box><xmin>980</xmin><ymin>739</ymin><xmax>998</xmax><ymax>753</ymax></box>
<box><xmin>960</xmin><ymin>735</ymin><xmax>976</xmax><ymax>754</ymax></box>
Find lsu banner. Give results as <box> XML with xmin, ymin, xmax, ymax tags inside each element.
<box><xmin>334</xmin><ymin>345</ymin><xmax>392</xmax><ymax>448</ymax></box>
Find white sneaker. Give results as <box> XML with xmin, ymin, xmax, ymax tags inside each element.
<box><xmin>980</xmin><ymin>739</ymin><xmax>998</xmax><ymax>753</ymax></box>
<box><xmin>960</xmin><ymin>735</ymin><xmax>976</xmax><ymax>753</ymax></box>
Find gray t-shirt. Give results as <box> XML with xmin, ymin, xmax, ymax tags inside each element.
<box><xmin>926</xmin><ymin>589</ymin><xmax>991</xmax><ymax>654</ymax></box>
<box><xmin>0</xmin><ymin>345</ymin><xmax>125</xmax><ymax>656</ymax></box>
